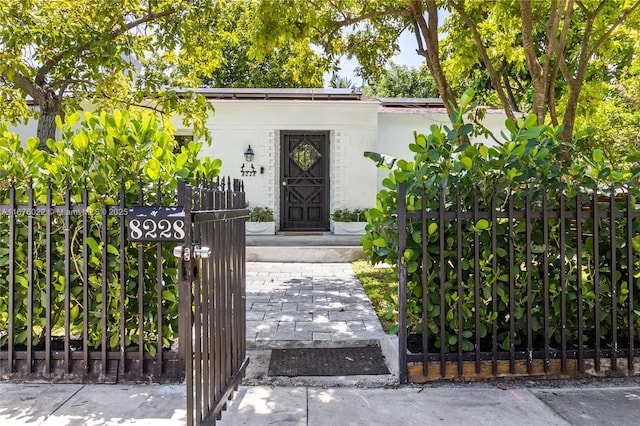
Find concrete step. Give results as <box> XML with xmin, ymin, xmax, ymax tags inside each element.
<box><xmin>246</xmin><ymin>234</ymin><xmax>363</xmax><ymax>262</ymax></box>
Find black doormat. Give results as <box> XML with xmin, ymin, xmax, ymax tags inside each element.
<box><xmin>268</xmin><ymin>346</ymin><xmax>390</xmax><ymax>376</ymax></box>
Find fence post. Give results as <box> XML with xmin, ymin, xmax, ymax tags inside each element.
<box><xmin>177</xmin><ymin>182</ymin><xmax>192</xmax><ymax>369</ymax></box>
<box><xmin>397</xmin><ymin>182</ymin><xmax>408</xmax><ymax>383</ymax></box>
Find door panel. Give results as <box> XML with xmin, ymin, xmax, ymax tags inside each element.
<box><xmin>280</xmin><ymin>131</ymin><xmax>329</xmax><ymax>231</ymax></box>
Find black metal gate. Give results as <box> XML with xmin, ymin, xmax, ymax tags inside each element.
<box><xmin>176</xmin><ymin>178</ymin><xmax>249</xmax><ymax>426</ymax></box>
<box><xmin>280</xmin><ymin>131</ymin><xmax>330</xmax><ymax>231</ymax></box>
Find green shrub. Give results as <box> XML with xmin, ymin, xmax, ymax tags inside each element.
<box><xmin>248</xmin><ymin>206</ymin><xmax>274</xmax><ymax>222</ymax></box>
<box><xmin>0</xmin><ymin>110</ymin><xmax>221</xmax><ymax>354</ymax></box>
<box><xmin>362</xmin><ymin>90</ymin><xmax>640</xmax><ymax>353</ymax></box>
<box><xmin>330</xmin><ymin>208</ymin><xmax>368</xmax><ymax>222</ymax></box>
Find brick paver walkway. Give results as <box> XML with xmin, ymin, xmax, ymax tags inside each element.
<box><xmin>245</xmin><ymin>262</ymin><xmax>385</xmax><ymax>348</ymax></box>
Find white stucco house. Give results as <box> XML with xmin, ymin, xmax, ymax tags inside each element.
<box><xmin>9</xmin><ymin>88</ymin><xmax>506</xmax><ymax>234</ymax></box>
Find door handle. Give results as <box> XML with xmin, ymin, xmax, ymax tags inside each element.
<box><xmin>282</xmin><ymin>181</ymin><xmax>287</xmax><ymax>186</ymax></box>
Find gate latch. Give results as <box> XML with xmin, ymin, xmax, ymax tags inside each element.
<box><xmin>173</xmin><ymin>245</ymin><xmax>210</xmax><ymax>281</ymax></box>
<box><xmin>193</xmin><ymin>246</ymin><xmax>211</xmax><ymax>259</ymax></box>
<box><xmin>173</xmin><ymin>245</ymin><xmax>210</xmax><ymax>261</ymax></box>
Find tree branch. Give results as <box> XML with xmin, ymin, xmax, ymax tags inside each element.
<box><xmin>587</xmin><ymin>1</ymin><xmax>640</xmax><ymax>58</ymax></box>
<box><xmin>35</xmin><ymin>8</ymin><xmax>177</xmax><ymax>86</ymax></box>
<box><xmin>11</xmin><ymin>71</ymin><xmax>45</xmax><ymax>104</ymax></box>
<box><xmin>336</xmin><ymin>8</ymin><xmax>412</xmax><ymax>27</ymax></box>
<box><xmin>450</xmin><ymin>0</ymin><xmax>516</xmax><ymax>121</ymax></box>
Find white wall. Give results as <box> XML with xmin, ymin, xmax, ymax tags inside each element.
<box><xmin>173</xmin><ymin>99</ymin><xmax>381</xmax><ymax>229</ymax></box>
<box><xmin>6</xmin><ymin>118</ymin><xmax>38</xmax><ymax>142</ymax></box>
<box><xmin>375</xmin><ymin>109</ymin><xmax>507</xmax><ymax>190</ymax></box>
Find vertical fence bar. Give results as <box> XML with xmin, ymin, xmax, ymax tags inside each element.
<box><xmin>213</xmin><ymin>187</ymin><xmax>223</xmax><ymax>404</ymax></box>
<box><xmin>397</xmin><ymin>182</ymin><xmax>408</xmax><ymax>383</ymax></box>
<box><xmin>473</xmin><ymin>187</ymin><xmax>480</xmax><ymax>373</ymax></box>
<box><xmin>542</xmin><ymin>187</ymin><xmax>550</xmax><ymax>373</ymax></box>
<box><xmin>238</xmin><ymin>182</ymin><xmax>247</xmax><ymax>386</ymax></box>
<box><xmin>217</xmin><ymin>186</ymin><xmax>230</xmax><ymax>402</ymax></box>
<box><xmin>593</xmin><ymin>186</ymin><xmax>601</xmax><ymax>371</ymax></box>
<box><xmin>156</xmin><ymin>183</ymin><xmax>164</xmax><ymax>375</ymax></box>
<box><xmin>176</xmin><ymin>180</ymin><xmax>187</xmax><ymax>366</ymax></box>
<box><xmin>64</xmin><ymin>184</ymin><xmax>71</xmax><ymax>373</ymax></box>
<box><xmin>576</xmin><ymin>192</ymin><xmax>585</xmax><ymax>371</ymax></box>
<box><xmin>119</xmin><ymin>185</ymin><xmax>126</xmax><ymax>376</ymax></box>
<box><xmin>200</xmin><ymin>185</ymin><xmax>210</xmax><ymax>411</ymax></box>
<box><xmin>137</xmin><ymin>185</ymin><xmax>145</xmax><ymax>375</ymax></box>
<box><xmin>193</xmin><ymin>195</ymin><xmax>203</xmax><ymax>423</ymax></box>
<box><xmin>27</xmin><ymin>182</ymin><xmax>34</xmax><ymax>373</ymax></box>
<box><xmin>456</xmin><ymin>187</ymin><xmax>463</xmax><ymax>375</ymax></box>
<box><xmin>508</xmin><ymin>190</ymin><xmax>515</xmax><ymax>373</ymax></box>
<box><xmin>627</xmin><ymin>193</ymin><xmax>634</xmax><ymax>372</ymax></box>
<box><xmin>182</xmin><ymin>184</ymin><xmax>194</xmax><ymax>426</ymax></box>
<box><xmin>560</xmin><ymin>188</ymin><xmax>567</xmax><ymax>372</ymax></box>
<box><xmin>224</xmin><ymin>183</ymin><xmax>233</xmax><ymax>384</ymax></box>
<box><xmin>438</xmin><ymin>185</ymin><xmax>446</xmax><ymax>378</ymax></box>
<box><xmin>421</xmin><ymin>187</ymin><xmax>429</xmax><ymax>377</ymax></box>
<box><xmin>207</xmin><ymin>183</ymin><xmax>217</xmax><ymax>411</ymax></box>
<box><xmin>83</xmin><ymin>182</ymin><xmax>89</xmax><ymax>374</ymax></box>
<box><xmin>7</xmin><ymin>181</ymin><xmax>16</xmax><ymax>374</ymax></box>
<box><xmin>8</xmin><ymin>182</ymin><xmax>15</xmax><ymax>374</ymax></box>
<box><xmin>491</xmin><ymin>189</ymin><xmax>498</xmax><ymax>376</ymax></box>
<box><xmin>526</xmin><ymin>187</ymin><xmax>533</xmax><ymax>374</ymax></box>
<box><xmin>45</xmin><ymin>182</ymin><xmax>52</xmax><ymax>376</ymax></box>
<box><xmin>610</xmin><ymin>190</ymin><xmax>618</xmax><ymax>370</ymax></box>
<box><xmin>101</xmin><ymin>202</ymin><xmax>108</xmax><ymax>375</ymax></box>
<box><xmin>195</xmin><ymin>240</ymin><xmax>203</xmax><ymax>423</ymax></box>
<box><xmin>227</xmin><ymin>181</ymin><xmax>235</xmax><ymax>387</ymax></box>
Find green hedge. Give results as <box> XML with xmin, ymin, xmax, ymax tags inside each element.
<box><xmin>362</xmin><ymin>91</ymin><xmax>640</xmax><ymax>353</ymax></box>
<box><xmin>0</xmin><ymin>110</ymin><xmax>220</xmax><ymax>354</ymax></box>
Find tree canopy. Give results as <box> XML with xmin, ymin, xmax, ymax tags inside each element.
<box><xmin>252</xmin><ymin>0</ymin><xmax>640</xmax><ymax>149</ymax></box>
<box><xmin>362</xmin><ymin>62</ymin><xmax>438</xmax><ymax>98</ymax></box>
<box><xmin>200</xmin><ymin>1</ymin><xmax>326</xmax><ymax>88</ymax></box>
<box><xmin>0</xmin><ymin>0</ymin><xmax>234</xmax><ymax>145</ymax></box>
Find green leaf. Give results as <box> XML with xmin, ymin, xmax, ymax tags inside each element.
<box><xmin>459</xmin><ymin>88</ymin><xmax>475</xmax><ymax>108</ymax></box>
<box><xmin>428</xmin><ymin>222</ymin><xmax>438</xmax><ymax>235</ymax></box>
<box><xmin>70</xmin><ymin>304</ymin><xmax>80</xmax><ymax>321</ymax></box>
<box><xmin>459</xmin><ymin>123</ymin><xmax>474</xmax><ymax>136</ymax></box>
<box><xmin>86</xmin><ymin>237</ymin><xmax>101</xmax><ymax>253</ymax></box>
<box><xmin>16</xmin><ymin>330</ymin><xmax>28</xmax><ymax>345</ymax></box>
<box><xmin>373</xmin><ymin>238</ymin><xmax>387</xmax><ymax>247</ymax></box>
<box><xmin>72</xmin><ymin>134</ymin><xmax>88</xmax><ymax>151</ymax></box>
<box><xmin>110</xmin><ymin>333</ymin><xmax>120</xmax><ymax>349</ymax></box>
<box><xmin>523</xmin><ymin>114</ymin><xmax>537</xmax><ymax>128</ymax></box>
<box><xmin>475</xmin><ymin>219</ymin><xmax>490</xmax><ymax>231</ymax></box>
<box><xmin>460</xmin><ymin>156</ymin><xmax>473</xmax><ymax>170</ymax></box>
<box><xmin>145</xmin><ymin>158</ymin><xmax>161</xmax><ymax>181</ymax></box>
<box><xmin>27</xmin><ymin>137</ymin><xmax>39</xmax><ymax>152</ymax></box>
<box><xmin>593</xmin><ymin>149</ymin><xmax>603</xmax><ymax>163</ymax></box>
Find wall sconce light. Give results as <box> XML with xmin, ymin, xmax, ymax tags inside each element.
<box><xmin>244</xmin><ymin>145</ymin><xmax>255</xmax><ymax>162</ymax></box>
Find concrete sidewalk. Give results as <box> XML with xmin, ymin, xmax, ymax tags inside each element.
<box><xmin>3</xmin><ymin>382</ymin><xmax>640</xmax><ymax>425</ymax></box>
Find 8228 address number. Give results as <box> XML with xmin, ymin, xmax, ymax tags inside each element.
<box><xmin>128</xmin><ymin>218</ymin><xmax>185</xmax><ymax>242</ymax></box>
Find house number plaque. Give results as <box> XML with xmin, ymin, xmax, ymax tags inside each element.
<box><xmin>126</xmin><ymin>207</ymin><xmax>186</xmax><ymax>242</ymax></box>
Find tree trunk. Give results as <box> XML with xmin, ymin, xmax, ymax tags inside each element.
<box><xmin>36</xmin><ymin>91</ymin><xmax>62</xmax><ymax>150</ymax></box>
<box><xmin>412</xmin><ymin>0</ymin><xmax>470</xmax><ymax>145</ymax></box>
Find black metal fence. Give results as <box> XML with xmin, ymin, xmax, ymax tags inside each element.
<box><xmin>397</xmin><ymin>182</ymin><xmax>640</xmax><ymax>382</ymax></box>
<box><xmin>179</xmin><ymin>179</ymin><xmax>249</xmax><ymax>426</ymax></box>
<box><xmin>0</xmin><ymin>177</ymin><xmax>247</xmax><ymax>387</ymax></box>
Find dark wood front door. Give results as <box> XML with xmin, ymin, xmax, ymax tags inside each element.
<box><xmin>280</xmin><ymin>131</ymin><xmax>330</xmax><ymax>231</ymax></box>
